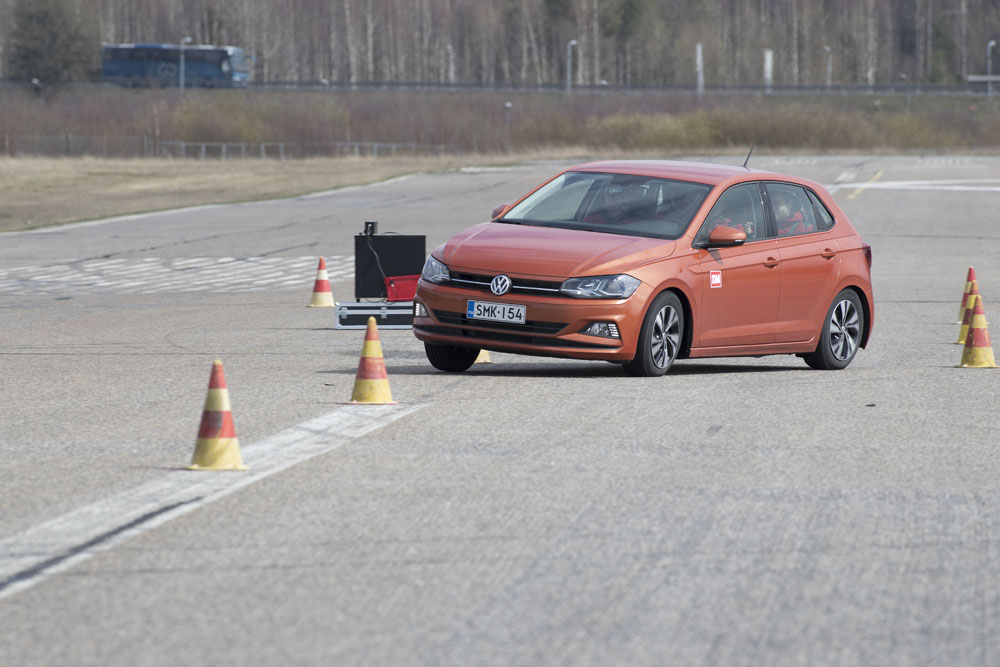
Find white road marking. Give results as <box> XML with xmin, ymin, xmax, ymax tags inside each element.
<box><xmin>827</xmin><ymin>178</ymin><xmax>1000</xmax><ymax>194</ymax></box>
<box><xmin>0</xmin><ymin>403</ymin><xmax>424</xmax><ymax>601</ymax></box>
<box><xmin>0</xmin><ymin>256</ymin><xmax>354</xmax><ymax>296</ymax></box>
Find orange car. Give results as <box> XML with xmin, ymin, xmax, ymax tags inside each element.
<box><xmin>413</xmin><ymin>160</ymin><xmax>873</xmax><ymax>376</ymax></box>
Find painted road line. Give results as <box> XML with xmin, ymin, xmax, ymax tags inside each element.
<box><xmin>0</xmin><ymin>403</ymin><xmax>424</xmax><ymax>601</ymax></box>
<box><xmin>846</xmin><ymin>170</ymin><xmax>884</xmax><ymax>200</ymax></box>
<box><xmin>828</xmin><ymin>178</ymin><xmax>1000</xmax><ymax>194</ymax></box>
<box><xmin>0</xmin><ymin>256</ymin><xmax>355</xmax><ymax>296</ymax></box>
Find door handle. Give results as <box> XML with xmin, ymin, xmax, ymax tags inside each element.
<box><xmin>821</xmin><ymin>248</ymin><xmax>837</xmax><ymax>259</ymax></box>
<box><xmin>763</xmin><ymin>257</ymin><xmax>779</xmax><ymax>268</ymax></box>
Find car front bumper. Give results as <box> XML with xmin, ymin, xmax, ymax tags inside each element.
<box><xmin>411</xmin><ymin>279</ymin><xmax>651</xmax><ymax>361</ymax></box>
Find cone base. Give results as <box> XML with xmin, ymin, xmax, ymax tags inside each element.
<box><xmin>188</xmin><ymin>437</ymin><xmax>247</xmax><ymax>470</ymax></box>
<box><xmin>187</xmin><ymin>464</ymin><xmax>250</xmax><ymax>471</ymax></box>
<box><xmin>959</xmin><ymin>357</ymin><xmax>997</xmax><ymax>368</ymax></box>
<box><xmin>346</xmin><ymin>400</ymin><xmax>398</xmax><ymax>405</ymax></box>
<box><xmin>307</xmin><ymin>296</ymin><xmax>335</xmax><ymax>308</ymax></box>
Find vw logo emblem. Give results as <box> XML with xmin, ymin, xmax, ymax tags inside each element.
<box><xmin>490</xmin><ymin>274</ymin><xmax>512</xmax><ymax>296</ymax></box>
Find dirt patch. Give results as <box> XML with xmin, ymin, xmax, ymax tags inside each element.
<box><xmin>0</xmin><ymin>151</ymin><xmax>595</xmax><ymax>232</ymax></box>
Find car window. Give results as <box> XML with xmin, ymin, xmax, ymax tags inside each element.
<box><xmin>695</xmin><ymin>183</ymin><xmax>765</xmax><ymax>244</ymax></box>
<box><xmin>501</xmin><ymin>171</ymin><xmax>712</xmax><ymax>240</ymax></box>
<box><xmin>766</xmin><ymin>183</ymin><xmax>818</xmax><ymax>237</ymax></box>
<box><xmin>512</xmin><ymin>176</ymin><xmax>592</xmax><ymax>222</ymax></box>
<box><xmin>807</xmin><ymin>189</ymin><xmax>835</xmax><ymax>230</ymax></box>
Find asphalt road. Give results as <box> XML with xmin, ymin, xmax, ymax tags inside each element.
<box><xmin>2</xmin><ymin>155</ymin><xmax>1000</xmax><ymax>666</ymax></box>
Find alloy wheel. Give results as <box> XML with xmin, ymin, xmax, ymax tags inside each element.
<box><xmin>650</xmin><ymin>305</ymin><xmax>681</xmax><ymax>368</ymax></box>
<box><xmin>829</xmin><ymin>299</ymin><xmax>861</xmax><ymax>361</ymax></box>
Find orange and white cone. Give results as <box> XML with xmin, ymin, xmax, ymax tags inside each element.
<box><xmin>307</xmin><ymin>257</ymin><xmax>335</xmax><ymax>307</ymax></box>
<box><xmin>474</xmin><ymin>349</ymin><xmax>493</xmax><ymax>364</ymax></box>
<box><xmin>957</xmin><ymin>266</ymin><xmax>976</xmax><ymax>323</ymax></box>
<box><xmin>188</xmin><ymin>360</ymin><xmax>248</xmax><ymax>470</ymax></box>
<box><xmin>957</xmin><ymin>280</ymin><xmax>982</xmax><ymax>344</ymax></box>
<box><xmin>960</xmin><ymin>295</ymin><xmax>997</xmax><ymax>368</ymax></box>
<box><xmin>349</xmin><ymin>317</ymin><xmax>396</xmax><ymax>404</ymax></box>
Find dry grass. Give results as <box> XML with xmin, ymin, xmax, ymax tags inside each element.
<box><xmin>0</xmin><ymin>151</ymin><xmax>596</xmax><ymax>232</ymax></box>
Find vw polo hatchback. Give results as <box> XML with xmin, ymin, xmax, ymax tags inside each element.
<box><xmin>413</xmin><ymin>160</ymin><xmax>873</xmax><ymax>376</ymax></box>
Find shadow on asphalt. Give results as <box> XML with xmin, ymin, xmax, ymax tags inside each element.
<box><xmin>317</xmin><ymin>361</ymin><xmax>804</xmax><ymax>378</ymax></box>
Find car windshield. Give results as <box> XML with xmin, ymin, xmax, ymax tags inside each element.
<box><xmin>500</xmin><ymin>171</ymin><xmax>712</xmax><ymax>240</ymax></box>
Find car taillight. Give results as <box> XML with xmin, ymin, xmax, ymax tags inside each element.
<box><xmin>861</xmin><ymin>242</ymin><xmax>872</xmax><ymax>270</ymax></box>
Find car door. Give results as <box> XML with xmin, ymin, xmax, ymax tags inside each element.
<box><xmin>764</xmin><ymin>182</ymin><xmax>843</xmax><ymax>343</ymax></box>
<box><xmin>691</xmin><ymin>182</ymin><xmax>781</xmax><ymax>347</ymax></box>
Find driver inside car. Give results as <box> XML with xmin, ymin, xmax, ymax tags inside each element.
<box><xmin>709</xmin><ymin>200</ymin><xmax>755</xmax><ymax>239</ymax></box>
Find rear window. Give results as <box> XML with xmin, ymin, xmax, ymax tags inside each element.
<box><xmin>807</xmin><ymin>189</ymin><xmax>835</xmax><ymax>230</ymax></box>
<box><xmin>501</xmin><ymin>171</ymin><xmax>712</xmax><ymax>240</ymax></box>
<box><xmin>766</xmin><ymin>182</ymin><xmax>819</xmax><ymax>237</ymax></box>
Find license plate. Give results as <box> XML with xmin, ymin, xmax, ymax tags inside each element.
<box><xmin>466</xmin><ymin>300</ymin><xmax>526</xmax><ymax>324</ymax></box>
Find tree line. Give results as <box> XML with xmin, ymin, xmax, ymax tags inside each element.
<box><xmin>2</xmin><ymin>0</ymin><xmax>1000</xmax><ymax>88</ymax></box>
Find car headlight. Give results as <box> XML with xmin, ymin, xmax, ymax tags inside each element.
<box><xmin>420</xmin><ymin>255</ymin><xmax>450</xmax><ymax>284</ymax></box>
<box><xmin>560</xmin><ymin>274</ymin><xmax>641</xmax><ymax>299</ymax></box>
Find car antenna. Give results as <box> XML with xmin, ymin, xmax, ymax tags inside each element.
<box><xmin>742</xmin><ymin>142</ymin><xmax>756</xmax><ymax>170</ymax></box>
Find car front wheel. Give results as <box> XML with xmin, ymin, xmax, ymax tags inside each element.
<box><xmin>803</xmin><ymin>289</ymin><xmax>864</xmax><ymax>370</ymax></box>
<box><xmin>624</xmin><ymin>291</ymin><xmax>684</xmax><ymax>377</ymax></box>
<box><xmin>424</xmin><ymin>342</ymin><xmax>480</xmax><ymax>372</ymax></box>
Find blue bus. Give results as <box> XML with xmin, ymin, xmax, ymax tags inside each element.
<box><xmin>101</xmin><ymin>43</ymin><xmax>251</xmax><ymax>87</ymax></box>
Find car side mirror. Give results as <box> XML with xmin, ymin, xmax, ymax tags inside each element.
<box><xmin>700</xmin><ymin>225</ymin><xmax>747</xmax><ymax>248</ymax></box>
<box><xmin>492</xmin><ymin>204</ymin><xmax>509</xmax><ymax>219</ymax></box>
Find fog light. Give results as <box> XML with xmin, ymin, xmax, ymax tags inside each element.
<box><xmin>414</xmin><ymin>301</ymin><xmax>428</xmax><ymax>318</ymax></box>
<box><xmin>580</xmin><ymin>321</ymin><xmax>620</xmax><ymax>339</ymax></box>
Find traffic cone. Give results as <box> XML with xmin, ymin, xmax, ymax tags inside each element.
<box><xmin>349</xmin><ymin>317</ymin><xmax>396</xmax><ymax>404</ymax></box>
<box><xmin>957</xmin><ymin>298</ymin><xmax>974</xmax><ymax>345</ymax></box>
<box><xmin>957</xmin><ymin>280</ymin><xmax>982</xmax><ymax>344</ymax></box>
<box><xmin>188</xmin><ymin>360</ymin><xmax>248</xmax><ymax>470</ymax></box>
<box><xmin>474</xmin><ymin>349</ymin><xmax>493</xmax><ymax>364</ymax></box>
<box><xmin>960</xmin><ymin>295</ymin><xmax>996</xmax><ymax>368</ymax></box>
<box><xmin>307</xmin><ymin>257</ymin><xmax>335</xmax><ymax>307</ymax></box>
<box><xmin>957</xmin><ymin>267</ymin><xmax>976</xmax><ymax>323</ymax></box>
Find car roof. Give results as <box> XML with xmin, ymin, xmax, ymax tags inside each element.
<box><xmin>568</xmin><ymin>160</ymin><xmax>775</xmax><ymax>186</ymax></box>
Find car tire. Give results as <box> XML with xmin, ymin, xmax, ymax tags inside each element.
<box><xmin>424</xmin><ymin>342</ymin><xmax>480</xmax><ymax>372</ymax></box>
<box><xmin>623</xmin><ymin>291</ymin><xmax>684</xmax><ymax>377</ymax></box>
<box><xmin>803</xmin><ymin>289</ymin><xmax>864</xmax><ymax>370</ymax></box>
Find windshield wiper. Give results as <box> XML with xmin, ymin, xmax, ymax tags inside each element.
<box><xmin>495</xmin><ymin>218</ymin><xmax>522</xmax><ymax>224</ymax></box>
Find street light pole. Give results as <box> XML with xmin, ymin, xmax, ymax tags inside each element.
<box><xmin>566</xmin><ymin>39</ymin><xmax>577</xmax><ymax>94</ymax></box>
<box><xmin>989</xmin><ymin>40</ymin><xmax>996</xmax><ymax>101</ymax></box>
<box><xmin>503</xmin><ymin>101</ymin><xmax>512</xmax><ymax>153</ymax></box>
<box><xmin>824</xmin><ymin>46</ymin><xmax>832</xmax><ymax>88</ymax></box>
<box><xmin>180</xmin><ymin>36</ymin><xmax>192</xmax><ymax>92</ymax></box>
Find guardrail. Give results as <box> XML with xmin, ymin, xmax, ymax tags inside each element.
<box><xmin>0</xmin><ymin>134</ymin><xmax>458</xmax><ymax>159</ymax></box>
<box><xmin>0</xmin><ymin>79</ymin><xmax>989</xmax><ymax>96</ymax></box>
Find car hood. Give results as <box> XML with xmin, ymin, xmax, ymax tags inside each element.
<box><xmin>440</xmin><ymin>222</ymin><xmax>676</xmax><ymax>278</ymax></box>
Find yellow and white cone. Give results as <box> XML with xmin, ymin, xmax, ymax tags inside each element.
<box><xmin>188</xmin><ymin>360</ymin><xmax>248</xmax><ymax>470</ymax></box>
<box><xmin>959</xmin><ymin>295</ymin><xmax>997</xmax><ymax>368</ymax></box>
<box><xmin>474</xmin><ymin>349</ymin><xmax>493</xmax><ymax>364</ymax></box>
<box><xmin>349</xmin><ymin>317</ymin><xmax>396</xmax><ymax>404</ymax></box>
<box><xmin>307</xmin><ymin>257</ymin><xmax>335</xmax><ymax>307</ymax></box>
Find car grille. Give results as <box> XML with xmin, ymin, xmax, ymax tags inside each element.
<box><xmin>446</xmin><ymin>272</ymin><xmax>562</xmax><ymax>296</ymax></box>
<box><xmin>433</xmin><ymin>310</ymin><xmax>566</xmax><ymax>335</ymax></box>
